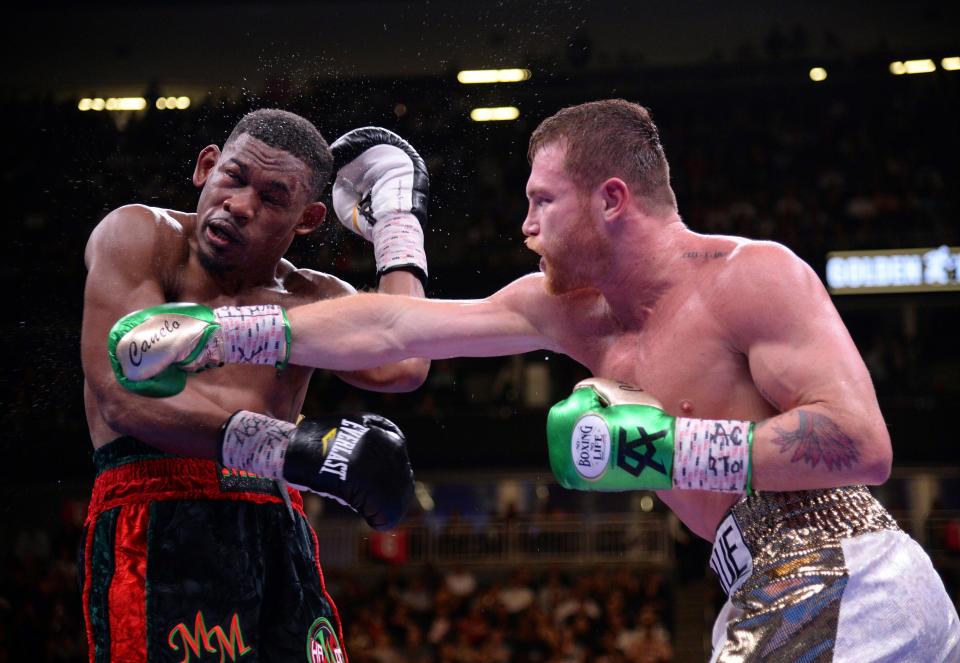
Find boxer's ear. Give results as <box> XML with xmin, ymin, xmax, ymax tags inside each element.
<box><xmin>193</xmin><ymin>145</ymin><xmax>221</xmax><ymax>188</ymax></box>
<box><xmin>295</xmin><ymin>202</ymin><xmax>326</xmax><ymax>235</ymax></box>
<box><xmin>599</xmin><ymin>177</ymin><xmax>629</xmax><ymax>221</ymax></box>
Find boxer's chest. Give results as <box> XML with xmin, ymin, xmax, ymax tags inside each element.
<box><xmin>171</xmin><ymin>281</ymin><xmax>319</xmax><ymax>421</ymax></box>
<box><xmin>581</xmin><ymin>301</ymin><xmax>759</xmax><ymax>421</ymax></box>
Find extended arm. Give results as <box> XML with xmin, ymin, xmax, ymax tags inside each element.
<box><xmin>108</xmin><ymin>273</ymin><xmax>559</xmax><ymax>396</ymax></box>
<box><xmin>330</xmin><ymin>270</ymin><xmax>431</xmax><ymax>392</ymax></box>
<box><xmin>286</xmin><ymin>276</ymin><xmax>555</xmax><ymax>369</ymax></box>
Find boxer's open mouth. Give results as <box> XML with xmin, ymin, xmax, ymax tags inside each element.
<box><xmin>205</xmin><ymin>218</ymin><xmax>242</xmax><ymax>247</ymax></box>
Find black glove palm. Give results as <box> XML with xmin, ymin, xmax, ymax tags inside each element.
<box><xmin>283</xmin><ymin>413</ymin><xmax>414</xmax><ymax>531</ymax></box>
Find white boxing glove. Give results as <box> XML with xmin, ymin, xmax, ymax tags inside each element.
<box><xmin>331</xmin><ymin>127</ymin><xmax>429</xmax><ymax>286</ymax></box>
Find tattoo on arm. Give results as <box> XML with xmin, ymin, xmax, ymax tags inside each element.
<box><xmin>767</xmin><ymin>410</ymin><xmax>860</xmax><ymax>471</ymax></box>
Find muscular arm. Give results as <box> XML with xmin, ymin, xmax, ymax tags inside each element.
<box><xmin>726</xmin><ymin>243</ymin><xmax>891</xmax><ymax>490</ymax></box>
<box><xmin>331</xmin><ymin>270</ymin><xmax>432</xmax><ymax>392</ymax></box>
<box><xmin>82</xmin><ymin>205</ymin><xmax>230</xmax><ymax>457</ymax></box>
<box><xmin>287</xmin><ymin>273</ymin><xmax>559</xmax><ymax>369</ymax></box>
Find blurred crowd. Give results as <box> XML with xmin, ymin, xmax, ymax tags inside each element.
<box><xmin>4</xmin><ymin>485</ymin><xmax>960</xmax><ymax>662</ymax></box>
<box><xmin>0</xmin><ymin>516</ymin><xmax>679</xmax><ymax>662</ymax></box>
<box><xmin>332</xmin><ymin>565</ymin><xmax>675</xmax><ymax>663</ymax></box>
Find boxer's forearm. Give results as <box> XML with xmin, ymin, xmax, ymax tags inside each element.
<box><xmin>93</xmin><ymin>380</ymin><xmax>230</xmax><ymax>459</ymax></box>
<box><xmin>338</xmin><ymin>268</ymin><xmax>430</xmax><ymax>392</ymax></box>
<box><xmin>378</xmin><ymin>269</ymin><xmax>425</xmax><ymax>298</ymax></box>
<box><xmin>286</xmin><ymin>293</ymin><xmax>548</xmax><ymax>369</ymax></box>
<box><xmin>750</xmin><ymin>404</ymin><xmax>891</xmax><ymax>490</ymax></box>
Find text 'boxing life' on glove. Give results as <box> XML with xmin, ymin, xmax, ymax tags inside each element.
<box><xmin>547</xmin><ymin>378</ymin><xmax>755</xmax><ymax>494</ymax></box>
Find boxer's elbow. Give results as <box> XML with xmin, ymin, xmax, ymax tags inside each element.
<box><xmin>336</xmin><ymin>357</ymin><xmax>431</xmax><ymax>393</ymax></box>
<box><xmin>856</xmin><ymin>419</ymin><xmax>892</xmax><ymax>485</ymax></box>
<box><xmin>91</xmin><ymin>376</ymin><xmax>152</xmax><ymax>432</ymax></box>
<box><xmin>865</xmin><ymin>437</ymin><xmax>893</xmax><ymax>485</ymax></box>
<box><xmin>370</xmin><ymin>358</ymin><xmax>431</xmax><ymax>393</ymax></box>
<box><xmin>394</xmin><ymin>357</ymin><xmax>431</xmax><ymax>392</ymax></box>
<box><xmin>97</xmin><ymin>391</ymin><xmax>144</xmax><ymax>437</ymax></box>
<box><xmin>863</xmin><ymin>454</ymin><xmax>892</xmax><ymax>485</ymax></box>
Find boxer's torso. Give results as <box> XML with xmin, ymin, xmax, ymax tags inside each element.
<box><xmin>545</xmin><ymin>235</ymin><xmax>780</xmax><ymax>540</ymax></box>
<box><xmin>86</xmin><ymin>206</ymin><xmax>348</xmax><ymax>449</ymax></box>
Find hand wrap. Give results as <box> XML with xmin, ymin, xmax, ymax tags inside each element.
<box><xmin>220</xmin><ymin>410</ymin><xmax>414</xmax><ymax>530</ymax></box>
<box><xmin>109</xmin><ymin>303</ymin><xmax>289</xmax><ymax>397</ymax></box>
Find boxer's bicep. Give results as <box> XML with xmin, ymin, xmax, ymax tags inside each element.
<box><xmin>82</xmin><ymin>209</ymin><xmax>171</xmax><ymax>401</ymax></box>
<box><xmin>740</xmin><ymin>252</ymin><xmax>875</xmax><ymax>415</ymax></box>
<box><xmin>82</xmin><ymin>211</ymin><xmax>232</xmax><ymax>453</ymax></box>
<box><xmin>726</xmin><ymin>246</ymin><xmax>890</xmax><ymax>487</ymax></box>
<box><xmin>393</xmin><ymin>275</ymin><xmax>557</xmax><ymax>358</ymax></box>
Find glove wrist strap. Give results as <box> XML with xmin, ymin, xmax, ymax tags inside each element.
<box><xmin>371</xmin><ymin>215</ymin><xmax>428</xmax><ymax>286</ymax></box>
<box><xmin>673</xmin><ymin>418</ymin><xmax>754</xmax><ymax>494</ymax></box>
<box><xmin>219</xmin><ymin>410</ymin><xmax>295</xmax><ymax>480</ymax></box>
<box><xmin>214</xmin><ymin>305</ymin><xmax>290</xmax><ymax>367</ymax></box>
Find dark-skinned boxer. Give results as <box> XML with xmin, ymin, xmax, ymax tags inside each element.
<box><xmin>81</xmin><ymin>110</ymin><xmax>429</xmax><ymax>662</ymax></box>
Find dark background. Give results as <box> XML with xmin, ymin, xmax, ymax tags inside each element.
<box><xmin>1</xmin><ymin>1</ymin><xmax>959</xmax><ymax>659</ymax></box>
<box><xmin>4</xmin><ymin>0</ymin><xmax>958</xmax><ymax>475</ymax></box>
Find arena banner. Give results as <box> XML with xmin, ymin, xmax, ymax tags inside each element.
<box><xmin>825</xmin><ymin>246</ymin><xmax>960</xmax><ymax>294</ymax></box>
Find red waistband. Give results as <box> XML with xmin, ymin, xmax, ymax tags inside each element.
<box><xmin>88</xmin><ymin>456</ymin><xmax>304</xmax><ymax>518</ymax></box>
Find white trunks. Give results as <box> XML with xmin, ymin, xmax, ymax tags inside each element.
<box><xmin>709</xmin><ymin>485</ymin><xmax>960</xmax><ymax>662</ymax></box>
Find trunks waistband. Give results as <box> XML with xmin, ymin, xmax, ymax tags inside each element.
<box><xmin>88</xmin><ymin>436</ymin><xmax>303</xmax><ymax>516</ymax></box>
<box><xmin>709</xmin><ymin>485</ymin><xmax>900</xmax><ymax>597</ymax></box>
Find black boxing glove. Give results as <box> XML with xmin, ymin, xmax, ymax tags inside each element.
<box><xmin>219</xmin><ymin>410</ymin><xmax>414</xmax><ymax>531</ymax></box>
<box><xmin>331</xmin><ymin>127</ymin><xmax>429</xmax><ymax>286</ymax></box>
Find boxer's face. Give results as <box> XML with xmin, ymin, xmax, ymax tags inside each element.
<box><xmin>193</xmin><ymin>134</ymin><xmax>321</xmax><ymax>274</ymax></box>
<box><xmin>523</xmin><ymin>142</ymin><xmax>607</xmax><ymax>294</ymax></box>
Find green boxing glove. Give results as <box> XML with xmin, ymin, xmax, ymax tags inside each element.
<box><xmin>108</xmin><ymin>302</ymin><xmax>290</xmax><ymax>398</ymax></box>
<box><xmin>547</xmin><ymin>378</ymin><xmax>754</xmax><ymax>494</ymax></box>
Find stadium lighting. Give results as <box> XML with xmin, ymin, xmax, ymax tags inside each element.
<box><xmin>156</xmin><ymin>96</ymin><xmax>192</xmax><ymax>110</ymax></box>
<box><xmin>78</xmin><ymin>98</ymin><xmax>106</xmax><ymax>111</ymax></box>
<box><xmin>470</xmin><ymin>106</ymin><xmax>520</xmax><ymax>121</ymax></box>
<box><xmin>106</xmin><ymin>97</ymin><xmax>147</xmax><ymax>111</ymax></box>
<box><xmin>942</xmin><ymin>57</ymin><xmax>960</xmax><ymax>71</ymax></box>
<box><xmin>809</xmin><ymin>67</ymin><xmax>827</xmax><ymax>82</ymax></box>
<box><xmin>458</xmin><ymin>68</ymin><xmax>532</xmax><ymax>84</ymax></box>
<box><xmin>889</xmin><ymin>59</ymin><xmax>936</xmax><ymax>75</ymax></box>
<box><xmin>79</xmin><ymin>97</ymin><xmax>147</xmax><ymax>111</ymax></box>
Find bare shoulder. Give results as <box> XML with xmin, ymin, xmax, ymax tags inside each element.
<box><xmin>718</xmin><ymin>238</ymin><xmax>821</xmax><ymax>294</ymax></box>
<box><xmin>84</xmin><ymin>204</ymin><xmax>190</xmax><ymax>271</ymax></box>
<box><xmin>488</xmin><ymin>272</ymin><xmax>549</xmax><ymax>307</ymax></box>
<box><xmin>711</xmin><ymin>238</ymin><xmax>832</xmax><ymax>341</ymax></box>
<box><xmin>490</xmin><ymin>272</ymin><xmax>611</xmax><ymax>342</ymax></box>
<box><xmin>280</xmin><ymin>260</ymin><xmax>356</xmax><ymax>303</ymax></box>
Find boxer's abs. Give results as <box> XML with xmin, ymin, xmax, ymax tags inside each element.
<box><xmin>659</xmin><ymin>490</ymin><xmax>742</xmax><ymax>541</ymax></box>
